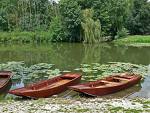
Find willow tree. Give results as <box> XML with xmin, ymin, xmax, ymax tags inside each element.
<box><xmin>81</xmin><ymin>9</ymin><xmax>102</xmax><ymax>43</ymax></box>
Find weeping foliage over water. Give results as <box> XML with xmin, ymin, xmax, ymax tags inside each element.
<box><xmin>81</xmin><ymin>9</ymin><xmax>102</xmax><ymax>43</ymax></box>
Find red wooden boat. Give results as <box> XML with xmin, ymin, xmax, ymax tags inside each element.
<box><xmin>9</xmin><ymin>73</ymin><xmax>81</xmax><ymax>98</ymax></box>
<box><xmin>69</xmin><ymin>73</ymin><xmax>142</xmax><ymax>96</ymax></box>
<box><xmin>0</xmin><ymin>71</ymin><xmax>13</xmax><ymax>89</ymax></box>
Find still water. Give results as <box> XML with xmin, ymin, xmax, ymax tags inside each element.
<box><xmin>0</xmin><ymin>43</ymin><xmax>150</xmax><ymax>99</ymax></box>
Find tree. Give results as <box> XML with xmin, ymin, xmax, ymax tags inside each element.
<box><xmin>126</xmin><ymin>0</ymin><xmax>150</xmax><ymax>35</ymax></box>
<box><xmin>109</xmin><ymin>0</ymin><xmax>132</xmax><ymax>37</ymax></box>
<box><xmin>17</xmin><ymin>0</ymin><xmax>53</xmax><ymax>31</ymax></box>
<box><xmin>0</xmin><ymin>0</ymin><xmax>54</xmax><ymax>31</ymax></box>
<box><xmin>49</xmin><ymin>16</ymin><xmax>67</xmax><ymax>42</ymax></box>
<box><xmin>92</xmin><ymin>0</ymin><xmax>112</xmax><ymax>36</ymax></box>
<box><xmin>79</xmin><ymin>0</ymin><xmax>132</xmax><ymax>38</ymax></box>
<box><xmin>81</xmin><ymin>9</ymin><xmax>102</xmax><ymax>43</ymax></box>
<box><xmin>59</xmin><ymin>0</ymin><xmax>81</xmax><ymax>42</ymax></box>
<box><xmin>0</xmin><ymin>0</ymin><xmax>18</xmax><ymax>31</ymax></box>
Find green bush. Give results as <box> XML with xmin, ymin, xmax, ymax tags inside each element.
<box><xmin>115</xmin><ymin>28</ymin><xmax>129</xmax><ymax>39</ymax></box>
<box><xmin>49</xmin><ymin>17</ymin><xmax>67</xmax><ymax>42</ymax></box>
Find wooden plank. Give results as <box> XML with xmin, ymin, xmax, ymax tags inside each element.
<box><xmin>40</xmin><ymin>79</ymin><xmax>71</xmax><ymax>89</ymax></box>
<box><xmin>101</xmin><ymin>80</ymin><xmax>119</xmax><ymax>84</ymax></box>
<box><xmin>113</xmin><ymin>77</ymin><xmax>129</xmax><ymax>81</ymax></box>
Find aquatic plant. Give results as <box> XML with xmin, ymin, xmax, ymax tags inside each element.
<box><xmin>0</xmin><ymin>61</ymin><xmax>148</xmax><ymax>84</ymax></box>
<box><xmin>75</xmin><ymin>62</ymin><xmax>148</xmax><ymax>81</ymax></box>
<box><xmin>0</xmin><ymin>61</ymin><xmax>58</xmax><ymax>84</ymax></box>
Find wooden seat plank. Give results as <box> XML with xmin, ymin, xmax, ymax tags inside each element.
<box><xmin>113</xmin><ymin>77</ymin><xmax>129</xmax><ymax>81</ymax></box>
<box><xmin>39</xmin><ymin>79</ymin><xmax>71</xmax><ymax>89</ymax></box>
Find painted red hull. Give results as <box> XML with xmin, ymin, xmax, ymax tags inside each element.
<box><xmin>9</xmin><ymin>73</ymin><xmax>81</xmax><ymax>98</ymax></box>
<box><xmin>69</xmin><ymin>73</ymin><xmax>142</xmax><ymax>96</ymax></box>
<box><xmin>0</xmin><ymin>71</ymin><xmax>13</xmax><ymax>89</ymax></box>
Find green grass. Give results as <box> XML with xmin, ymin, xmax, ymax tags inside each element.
<box><xmin>114</xmin><ymin>35</ymin><xmax>150</xmax><ymax>45</ymax></box>
<box><xmin>0</xmin><ymin>31</ymin><xmax>52</xmax><ymax>43</ymax></box>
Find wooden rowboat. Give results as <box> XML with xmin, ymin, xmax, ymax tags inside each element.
<box><xmin>69</xmin><ymin>73</ymin><xmax>142</xmax><ymax>96</ymax></box>
<box><xmin>9</xmin><ymin>73</ymin><xmax>81</xmax><ymax>98</ymax></box>
<box><xmin>0</xmin><ymin>71</ymin><xmax>13</xmax><ymax>90</ymax></box>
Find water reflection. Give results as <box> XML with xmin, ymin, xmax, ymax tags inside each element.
<box><xmin>129</xmin><ymin>76</ymin><xmax>150</xmax><ymax>98</ymax></box>
<box><xmin>0</xmin><ymin>43</ymin><xmax>150</xmax><ymax>69</ymax></box>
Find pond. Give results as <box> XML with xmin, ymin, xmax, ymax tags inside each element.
<box><xmin>0</xmin><ymin>43</ymin><xmax>150</xmax><ymax>99</ymax></box>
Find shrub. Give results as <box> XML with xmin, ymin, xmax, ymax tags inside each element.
<box><xmin>49</xmin><ymin>16</ymin><xmax>67</xmax><ymax>42</ymax></box>
<box><xmin>115</xmin><ymin>28</ymin><xmax>129</xmax><ymax>39</ymax></box>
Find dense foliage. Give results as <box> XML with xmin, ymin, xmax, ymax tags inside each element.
<box><xmin>59</xmin><ymin>0</ymin><xmax>81</xmax><ymax>42</ymax></box>
<box><xmin>0</xmin><ymin>0</ymin><xmax>150</xmax><ymax>43</ymax></box>
<box><xmin>126</xmin><ymin>0</ymin><xmax>150</xmax><ymax>35</ymax></box>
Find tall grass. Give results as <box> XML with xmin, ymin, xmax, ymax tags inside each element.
<box><xmin>115</xmin><ymin>35</ymin><xmax>150</xmax><ymax>44</ymax></box>
<box><xmin>0</xmin><ymin>32</ymin><xmax>52</xmax><ymax>43</ymax></box>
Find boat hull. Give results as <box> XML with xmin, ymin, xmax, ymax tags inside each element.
<box><xmin>69</xmin><ymin>73</ymin><xmax>141</xmax><ymax>96</ymax></box>
<box><xmin>9</xmin><ymin>73</ymin><xmax>81</xmax><ymax>98</ymax></box>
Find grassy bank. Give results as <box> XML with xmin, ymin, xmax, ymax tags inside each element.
<box><xmin>1</xmin><ymin>32</ymin><xmax>150</xmax><ymax>45</ymax></box>
<box><xmin>114</xmin><ymin>35</ymin><xmax>150</xmax><ymax>46</ymax></box>
<box><xmin>0</xmin><ymin>32</ymin><xmax>52</xmax><ymax>43</ymax></box>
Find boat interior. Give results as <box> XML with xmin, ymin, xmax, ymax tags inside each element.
<box><xmin>0</xmin><ymin>77</ymin><xmax>8</xmax><ymax>87</ymax></box>
<box><xmin>86</xmin><ymin>76</ymin><xmax>132</xmax><ymax>88</ymax></box>
<box><xmin>26</xmin><ymin>75</ymin><xmax>76</xmax><ymax>90</ymax></box>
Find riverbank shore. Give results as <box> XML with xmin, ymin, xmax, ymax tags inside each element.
<box><xmin>0</xmin><ymin>97</ymin><xmax>150</xmax><ymax>113</ymax></box>
<box><xmin>1</xmin><ymin>32</ymin><xmax>150</xmax><ymax>46</ymax></box>
<box><xmin>114</xmin><ymin>35</ymin><xmax>150</xmax><ymax>46</ymax></box>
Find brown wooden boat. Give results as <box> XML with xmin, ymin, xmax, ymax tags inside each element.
<box><xmin>9</xmin><ymin>73</ymin><xmax>81</xmax><ymax>98</ymax></box>
<box><xmin>0</xmin><ymin>71</ymin><xmax>13</xmax><ymax>89</ymax></box>
<box><xmin>69</xmin><ymin>73</ymin><xmax>142</xmax><ymax>96</ymax></box>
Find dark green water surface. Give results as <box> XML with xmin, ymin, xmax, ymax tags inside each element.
<box><xmin>0</xmin><ymin>43</ymin><xmax>150</xmax><ymax>99</ymax></box>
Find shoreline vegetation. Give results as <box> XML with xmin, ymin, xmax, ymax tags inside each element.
<box><xmin>114</xmin><ymin>35</ymin><xmax>150</xmax><ymax>46</ymax></box>
<box><xmin>0</xmin><ymin>32</ymin><xmax>52</xmax><ymax>43</ymax></box>
<box><xmin>1</xmin><ymin>32</ymin><xmax>150</xmax><ymax>46</ymax></box>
